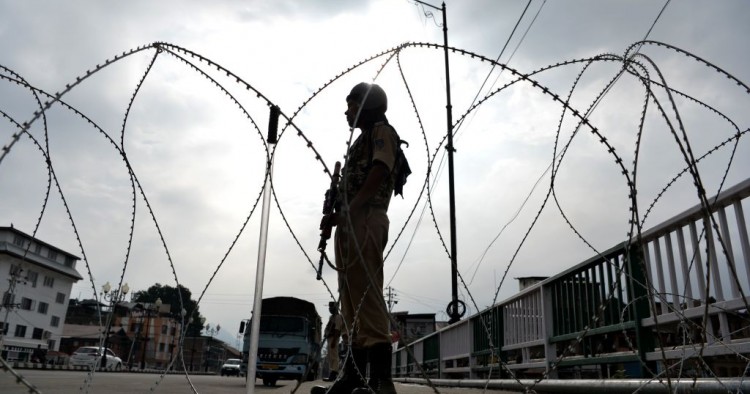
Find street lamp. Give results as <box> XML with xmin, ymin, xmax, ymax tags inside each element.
<box><xmin>204</xmin><ymin>323</ymin><xmax>220</xmax><ymax>372</ymax></box>
<box><xmin>139</xmin><ymin>297</ymin><xmax>162</xmax><ymax>369</ymax></box>
<box><xmin>169</xmin><ymin>308</ymin><xmax>186</xmax><ymax>367</ymax></box>
<box><xmin>189</xmin><ymin>316</ymin><xmax>199</xmax><ymax>371</ymax></box>
<box><xmin>100</xmin><ymin>281</ymin><xmax>129</xmax><ymax>370</ymax></box>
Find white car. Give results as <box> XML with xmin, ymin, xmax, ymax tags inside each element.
<box><xmin>221</xmin><ymin>358</ymin><xmax>242</xmax><ymax>376</ymax></box>
<box><xmin>69</xmin><ymin>347</ymin><xmax>123</xmax><ymax>370</ymax></box>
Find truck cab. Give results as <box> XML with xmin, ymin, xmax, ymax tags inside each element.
<box><xmin>240</xmin><ymin>297</ymin><xmax>321</xmax><ymax>387</ymax></box>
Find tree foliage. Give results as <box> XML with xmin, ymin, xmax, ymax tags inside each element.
<box><xmin>132</xmin><ymin>283</ymin><xmax>204</xmax><ymax>336</ymax></box>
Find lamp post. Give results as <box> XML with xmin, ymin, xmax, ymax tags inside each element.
<box><xmin>100</xmin><ymin>281</ymin><xmax>129</xmax><ymax>370</ymax></box>
<box><xmin>413</xmin><ymin>0</ymin><xmax>466</xmax><ymax>324</ymax></box>
<box><xmin>139</xmin><ymin>297</ymin><xmax>162</xmax><ymax>369</ymax></box>
<box><xmin>204</xmin><ymin>323</ymin><xmax>220</xmax><ymax>373</ymax></box>
<box><xmin>169</xmin><ymin>308</ymin><xmax>186</xmax><ymax>367</ymax></box>
<box><xmin>189</xmin><ymin>316</ymin><xmax>199</xmax><ymax>371</ymax></box>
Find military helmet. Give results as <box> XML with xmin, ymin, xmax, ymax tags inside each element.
<box><xmin>346</xmin><ymin>82</ymin><xmax>387</xmax><ymax>112</ymax></box>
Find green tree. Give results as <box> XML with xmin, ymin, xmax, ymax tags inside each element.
<box><xmin>132</xmin><ymin>283</ymin><xmax>204</xmax><ymax>336</ymax></box>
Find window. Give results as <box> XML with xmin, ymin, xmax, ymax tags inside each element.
<box><xmin>50</xmin><ymin>316</ymin><xmax>60</xmax><ymax>327</ymax></box>
<box><xmin>47</xmin><ymin>249</ymin><xmax>58</xmax><ymax>260</ymax></box>
<box><xmin>161</xmin><ymin>325</ymin><xmax>168</xmax><ymax>334</ymax></box>
<box><xmin>43</xmin><ymin>276</ymin><xmax>54</xmax><ymax>288</ymax></box>
<box><xmin>55</xmin><ymin>292</ymin><xmax>65</xmax><ymax>304</ymax></box>
<box><xmin>20</xmin><ymin>297</ymin><xmax>33</xmax><ymax>310</ymax></box>
<box><xmin>171</xmin><ymin>327</ymin><xmax>176</xmax><ymax>336</ymax></box>
<box><xmin>9</xmin><ymin>264</ymin><xmax>22</xmax><ymax>276</ymax></box>
<box><xmin>0</xmin><ymin>322</ymin><xmax>7</xmax><ymax>335</ymax></box>
<box><xmin>32</xmin><ymin>327</ymin><xmax>44</xmax><ymax>339</ymax></box>
<box><xmin>27</xmin><ymin>271</ymin><xmax>38</xmax><ymax>287</ymax></box>
<box><xmin>14</xmin><ymin>325</ymin><xmax>27</xmax><ymax>337</ymax></box>
<box><xmin>47</xmin><ymin>339</ymin><xmax>56</xmax><ymax>351</ymax></box>
<box><xmin>38</xmin><ymin>302</ymin><xmax>49</xmax><ymax>314</ymax></box>
<box><xmin>159</xmin><ymin>343</ymin><xmax>166</xmax><ymax>352</ymax></box>
<box><xmin>65</xmin><ymin>256</ymin><xmax>75</xmax><ymax>267</ymax></box>
<box><xmin>34</xmin><ymin>243</ymin><xmax>42</xmax><ymax>254</ymax></box>
<box><xmin>13</xmin><ymin>235</ymin><xmax>25</xmax><ymax>246</ymax></box>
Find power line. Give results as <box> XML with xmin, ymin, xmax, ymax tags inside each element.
<box><xmin>454</xmin><ymin>0</ymin><xmax>539</xmax><ymax>139</ymax></box>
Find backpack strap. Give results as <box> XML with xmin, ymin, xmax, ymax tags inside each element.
<box><xmin>366</xmin><ymin>122</ymin><xmax>410</xmax><ymax>197</ymax></box>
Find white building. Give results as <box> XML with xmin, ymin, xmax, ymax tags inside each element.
<box><xmin>0</xmin><ymin>226</ymin><xmax>83</xmax><ymax>361</ymax></box>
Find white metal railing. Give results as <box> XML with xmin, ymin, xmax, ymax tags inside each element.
<box><xmin>396</xmin><ymin>178</ymin><xmax>750</xmax><ymax>380</ymax></box>
<box><xmin>639</xmin><ymin>178</ymin><xmax>750</xmax><ymax>362</ymax></box>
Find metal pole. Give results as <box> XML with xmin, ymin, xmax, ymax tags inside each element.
<box><xmin>101</xmin><ymin>299</ymin><xmax>112</xmax><ymax>370</ymax></box>
<box><xmin>414</xmin><ymin>0</ymin><xmax>464</xmax><ymax>324</ymax></box>
<box><xmin>440</xmin><ymin>2</ymin><xmax>463</xmax><ymax>324</ymax></box>
<box><xmin>246</xmin><ymin>105</ymin><xmax>279</xmax><ymax>394</ymax></box>
<box><xmin>205</xmin><ymin>335</ymin><xmax>212</xmax><ymax>372</ymax></box>
<box><xmin>140</xmin><ymin>309</ymin><xmax>150</xmax><ymax>369</ymax></box>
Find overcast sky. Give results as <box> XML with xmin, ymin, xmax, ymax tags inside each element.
<box><xmin>2</xmin><ymin>0</ymin><xmax>749</xmax><ymax>347</ymax></box>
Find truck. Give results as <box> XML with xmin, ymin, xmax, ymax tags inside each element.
<box><xmin>239</xmin><ymin>297</ymin><xmax>322</xmax><ymax>386</ymax></box>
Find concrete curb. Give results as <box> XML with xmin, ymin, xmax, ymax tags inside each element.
<box><xmin>394</xmin><ymin>377</ymin><xmax>750</xmax><ymax>393</ymax></box>
<box><xmin>7</xmin><ymin>362</ymin><xmax>216</xmax><ymax>375</ymax></box>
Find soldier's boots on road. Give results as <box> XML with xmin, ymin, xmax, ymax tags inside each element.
<box><xmin>352</xmin><ymin>343</ymin><xmax>396</xmax><ymax>394</ymax></box>
<box><xmin>310</xmin><ymin>347</ymin><xmax>367</xmax><ymax>394</ymax></box>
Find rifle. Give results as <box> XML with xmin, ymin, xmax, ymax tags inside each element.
<box><xmin>317</xmin><ymin>161</ymin><xmax>341</xmax><ymax>280</ymax></box>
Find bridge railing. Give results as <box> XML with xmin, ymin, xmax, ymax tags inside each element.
<box><xmin>638</xmin><ymin>178</ymin><xmax>750</xmax><ymax>376</ymax></box>
<box><xmin>394</xmin><ymin>177</ymin><xmax>750</xmax><ymax>380</ymax></box>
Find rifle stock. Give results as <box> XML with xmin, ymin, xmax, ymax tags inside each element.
<box><xmin>317</xmin><ymin>161</ymin><xmax>341</xmax><ymax>280</ymax></box>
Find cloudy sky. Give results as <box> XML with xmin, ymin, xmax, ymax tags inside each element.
<box><xmin>1</xmin><ymin>0</ymin><xmax>749</xmax><ymax>347</ymax></box>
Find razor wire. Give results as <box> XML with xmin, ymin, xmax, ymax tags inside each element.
<box><xmin>0</xmin><ymin>38</ymin><xmax>747</xmax><ymax>394</ymax></box>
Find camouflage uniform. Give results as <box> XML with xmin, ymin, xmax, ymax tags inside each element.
<box><xmin>325</xmin><ymin>312</ymin><xmax>344</xmax><ymax>372</ymax></box>
<box><xmin>335</xmin><ymin>120</ymin><xmax>398</xmax><ymax>348</ymax></box>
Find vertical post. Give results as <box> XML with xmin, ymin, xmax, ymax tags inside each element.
<box><xmin>414</xmin><ymin>0</ymin><xmax>464</xmax><ymax>325</ymax></box>
<box><xmin>440</xmin><ymin>1</ymin><xmax>463</xmax><ymax>325</ymax></box>
<box><xmin>627</xmin><ymin>243</ymin><xmax>654</xmax><ymax>378</ymax></box>
<box><xmin>246</xmin><ymin>105</ymin><xmax>279</xmax><ymax>394</ymax></box>
<box><xmin>541</xmin><ymin>285</ymin><xmax>557</xmax><ymax>378</ymax></box>
<box><xmin>140</xmin><ymin>311</ymin><xmax>149</xmax><ymax>369</ymax></box>
<box><xmin>205</xmin><ymin>335</ymin><xmax>212</xmax><ymax>372</ymax></box>
<box><xmin>101</xmin><ymin>300</ymin><xmax>112</xmax><ymax>370</ymax></box>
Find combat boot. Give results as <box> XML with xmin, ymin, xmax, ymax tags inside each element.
<box><xmin>352</xmin><ymin>343</ymin><xmax>396</xmax><ymax>394</ymax></box>
<box><xmin>311</xmin><ymin>347</ymin><xmax>367</xmax><ymax>394</ymax></box>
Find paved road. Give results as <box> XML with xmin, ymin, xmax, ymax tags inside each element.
<box><xmin>1</xmin><ymin>370</ymin><xmax>518</xmax><ymax>394</ymax></box>
<box><xmin>3</xmin><ymin>370</ymin><xmax>262</xmax><ymax>394</ymax></box>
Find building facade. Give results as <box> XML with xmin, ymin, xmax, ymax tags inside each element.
<box><xmin>182</xmin><ymin>335</ymin><xmax>237</xmax><ymax>373</ymax></box>
<box><xmin>117</xmin><ymin>301</ymin><xmax>184</xmax><ymax>369</ymax></box>
<box><xmin>61</xmin><ymin>300</ymin><xmax>186</xmax><ymax>370</ymax></box>
<box><xmin>0</xmin><ymin>226</ymin><xmax>83</xmax><ymax>361</ymax></box>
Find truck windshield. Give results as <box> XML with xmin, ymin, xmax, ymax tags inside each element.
<box><xmin>260</xmin><ymin>316</ymin><xmax>305</xmax><ymax>336</ymax></box>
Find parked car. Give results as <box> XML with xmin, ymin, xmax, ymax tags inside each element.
<box><xmin>69</xmin><ymin>347</ymin><xmax>123</xmax><ymax>370</ymax></box>
<box><xmin>220</xmin><ymin>358</ymin><xmax>242</xmax><ymax>376</ymax></box>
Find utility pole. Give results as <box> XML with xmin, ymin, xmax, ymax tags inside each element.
<box><xmin>246</xmin><ymin>105</ymin><xmax>280</xmax><ymax>394</ymax></box>
<box><xmin>414</xmin><ymin>0</ymin><xmax>466</xmax><ymax>324</ymax></box>
<box><xmin>386</xmin><ymin>286</ymin><xmax>399</xmax><ymax>313</ymax></box>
